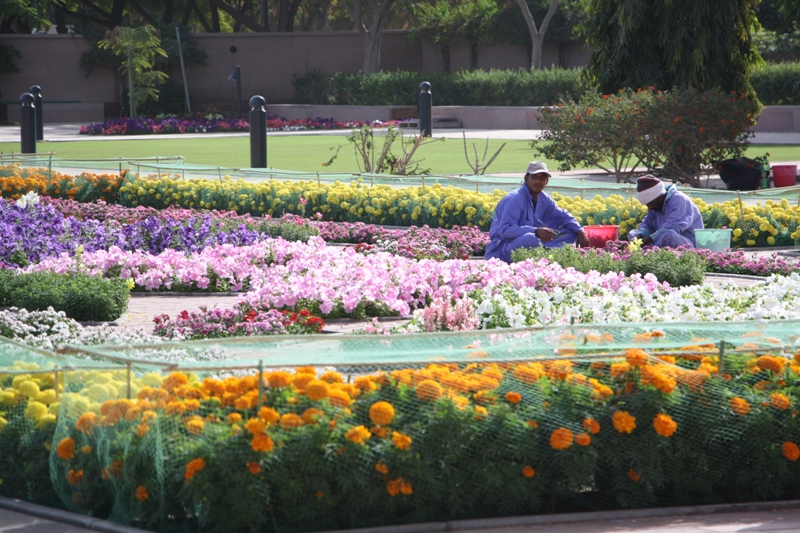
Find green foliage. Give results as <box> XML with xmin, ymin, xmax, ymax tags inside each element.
<box><xmin>325</xmin><ymin>68</ymin><xmax>587</xmax><ymax>106</ymax></box>
<box><xmin>0</xmin><ymin>272</ymin><xmax>129</xmax><ymax>322</ymax></box>
<box><xmin>98</xmin><ymin>26</ymin><xmax>170</xmax><ymax>118</ymax></box>
<box><xmin>581</xmin><ymin>0</ymin><xmax>763</xmax><ymax>97</ymax></box>
<box><xmin>325</xmin><ymin>125</ymin><xmax>440</xmax><ymax>175</ymax></box>
<box><xmin>533</xmin><ymin>88</ymin><xmax>760</xmax><ymax>187</ymax></box>
<box><xmin>751</xmin><ymin>61</ymin><xmax>800</xmax><ymax>105</ymax></box>
<box><xmin>291</xmin><ymin>67</ymin><xmax>330</xmax><ymax>105</ymax></box>
<box><xmin>754</xmin><ymin>29</ymin><xmax>800</xmax><ymax>63</ymax></box>
<box><xmin>0</xmin><ymin>42</ymin><xmax>21</xmax><ymax>100</ymax></box>
<box><xmin>132</xmin><ymin>80</ymin><xmax>191</xmax><ymax>117</ymax></box>
<box><xmin>510</xmin><ymin>245</ymin><xmax>706</xmax><ymax>287</ymax></box>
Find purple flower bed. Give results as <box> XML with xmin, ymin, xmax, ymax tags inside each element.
<box><xmin>79</xmin><ymin>115</ymin><xmax>397</xmax><ymax>136</ymax></box>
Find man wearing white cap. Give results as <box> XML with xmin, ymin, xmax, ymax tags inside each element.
<box><xmin>485</xmin><ymin>161</ymin><xmax>590</xmax><ymax>262</ymax></box>
<box><xmin>628</xmin><ymin>175</ymin><xmax>704</xmax><ymax>247</ymax></box>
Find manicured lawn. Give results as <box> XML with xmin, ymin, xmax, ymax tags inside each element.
<box><xmin>0</xmin><ymin>134</ymin><xmax>796</xmax><ymax>176</ymax></box>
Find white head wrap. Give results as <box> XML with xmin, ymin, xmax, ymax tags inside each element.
<box><xmin>636</xmin><ymin>181</ymin><xmax>666</xmax><ymax>205</ymax></box>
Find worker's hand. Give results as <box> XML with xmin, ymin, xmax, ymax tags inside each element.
<box><xmin>642</xmin><ymin>235</ymin><xmax>654</xmax><ymax>246</ymax></box>
<box><xmin>535</xmin><ymin>227</ymin><xmax>559</xmax><ymax>243</ymax></box>
<box><xmin>576</xmin><ymin>231</ymin><xmax>591</xmax><ymax>248</ymax></box>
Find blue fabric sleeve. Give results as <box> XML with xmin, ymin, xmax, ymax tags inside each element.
<box><xmin>496</xmin><ymin>190</ymin><xmax>537</xmax><ymax>241</ymax></box>
<box><xmin>649</xmin><ymin>194</ymin><xmax>698</xmax><ymax>240</ymax></box>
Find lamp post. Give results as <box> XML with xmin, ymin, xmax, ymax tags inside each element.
<box><xmin>30</xmin><ymin>85</ymin><xmax>43</xmax><ymax>141</ymax></box>
<box><xmin>419</xmin><ymin>82</ymin><xmax>432</xmax><ymax>138</ymax></box>
<box><xmin>20</xmin><ymin>93</ymin><xmax>36</xmax><ymax>154</ymax></box>
<box><xmin>250</xmin><ymin>95</ymin><xmax>267</xmax><ymax>168</ymax></box>
<box><xmin>228</xmin><ymin>66</ymin><xmax>243</xmax><ymax>119</ymax></box>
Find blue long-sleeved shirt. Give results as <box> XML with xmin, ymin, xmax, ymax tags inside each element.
<box><xmin>630</xmin><ymin>185</ymin><xmax>704</xmax><ymax>245</ymax></box>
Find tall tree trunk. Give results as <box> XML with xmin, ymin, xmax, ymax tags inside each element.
<box><xmin>341</xmin><ymin>0</ymin><xmax>396</xmax><ymax>73</ymax></box>
<box><xmin>514</xmin><ymin>0</ymin><xmax>558</xmax><ymax>70</ymax></box>
<box><xmin>109</xmin><ymin>0</ymin><xmax>127</xmax><ymax>27</ymax></box>
<box><xmin>163</xmin><ymin>0</ymin><xmax>175</xmax><ymax>24</ymax></box>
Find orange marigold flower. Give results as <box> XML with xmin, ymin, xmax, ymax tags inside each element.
<box><xmin>57</xmin><ymin>437</ymin><xmax>75</xmax><ymax>460</ymax></box>
<box><xmin>527</xmin><ymin>420</ymin><xmax>539</xmax><ymax>429</ymax></box>
<box><xmin>292</xmin><ymin>373</ymin><xmax>314</xmax><ymax>391</ymax></box>
<box><xmin>522</xmin><ymin>466</ymin><xmax>535</xmax><ymax>478</ymax></box>
<box><xmin>247</xmin><ymin>461</ymin><xmax>262</xmax><ymax>474</ymax></box>
<box><xmin>582</xmin><ymin>418</ymin><xmax>601</xmax><ymax>435</ymax></box>
<box><xmin>345</xmin><ymin>425</ymin><xmax>371</xmax><ymax>445</ymax></box>
<box><xmin>258</xmin><ymin>407</ymin><xmax>280</xmax><ymax>424</ymax></box>
<box><xmin>782</xmin><ymin>441</ymin><xmax>800</xmax><ymax>461</ymax></box>
<box><xmin>729</xmin><ymin>397</ymin><xmax>751</xmax><ymax>415</ymax></box>
<box><xmin>651</xmin><ymin>372</ymin><xmax>677</xmax><ymax>394</ymax></box>
<box><xmin>328</xmin><ymin>389</ymin><xmax>352</xmax><ymax>408</ymax></box>
<box><xmin>251</xmin><ymin>433</ymin><xmax>275</xmax><ymax>453</ymax></box>
<box><xmin>474</xmin><ymin>405</ymin><xmax>488</xmax><ymax>420</ymax></box>
<box><xmin>610</xmin><ymin>362</ymin><xmax>630</xmax><ymax>378</ymax></box>
<box><xmin>267</xmin><ymin>371</ymin><xmax>292</xmax><ymax>388</ymax></box>
<box><xmin>185</xmin><ymin>458</ymin><xmax>206</xmax><ymax>480</ymax></box>
<box><xmin>354</xmin><ymin>376</ymin><xmax>378</xmax><ymax>392</ymax></box>
<box><xmin>386</xmin><ymin>477</ymin><xmax>413</xmax><ymax>496</ymax></box>
<box><xmin>416</xmin><ymin>379</ymin><xmax>443</xmax><ymax>401</ymax></box>
<box><xmin>136</xmin><ymin>485</ymin><xmax>149</xmax><ymax>501</ymax></box>
<box><xmin>101</xmin><ymin>460</ymin><xmax>123</xmax><ymax>480</ymax></box>
<box><xmin>550</xmin><ymin>427</ymin><xmax>574</xmax><ymax>450</ymax></box>
<box><xmin>369</xmin><ymin>401</ymin><xmax>396</xmax><ymax>425</ymax></box>
<box><xmin>770</xmin><ymin>393</ymin><xmax>792</xmax><ymax>410</ymax></box>
<box><xmin>627</xmin><ymin>468</ymin><xmax>642</xmax><ymax>482</ymax></box>
<box><xmin>513</xmin><ymin>364</ymin><xmax>545</xmax><ymax>384</ymax></box>
<box><xmin>505</xmin><ymin>391</ymin><xmax>522</xmax><ymax>404</ymax></box>
<box><xmin>302</xmin><ymin>408</ymin><xmax>324</xmax><ymax>425</ymax></box>
<box><xmin>756</xmin><ymin>355</ymin><xmax>787</xmax><ymax>374</ymax></box>
<box><xmin>613</xmin><ymin>411</ymin><xmax>636</xmax><ymax>434</ymax></box>
<box><xmin>305</xmin><ymin>379</ymin><xmax>330</xmax><ymax>401</ymax></box>
<box><xmin>183</xmin><ymin>415</ymin><xmax>205</xmax><ymax>436</ymax></box>
<box><xmin>625</xmin><ymin>349</ymin><xmax>649</xmax><ymax>367</ymax></box>
<box><xmin>245</xmin><ymin>418</ymin><xmax>267</xmax><ymax>435</ymax></box>
<box><xmin>67</xmin><ymin>469</ymin><xmax>84</xmax><ymax>486</ymax></box>
<box><xmin>162</xmin><ymin>372</ymin><xmax>189</xmax><ymax>392</ymax></box>
<box><xmin>81</xmin><ymin>445</ymin><xmax>92</xmax><ymax>454</ymax></box>
<box><xmin>280</xmin><ymin>413</ymin><xmax>304</xmax><ymax>429</ymax></box>
<box><xmin>74</xmin><ymin>412</ymin><xmax>99</xmax><ymax>435</ymax></box>
<box><xmin>227</xmin><ymin>412</ymin><xmax>243</xmax><ymax>424</ymax></box>
<box><xmin>392</xmin><ymin>431</ymin><xmax>412</xmax><ymax>450</ymax></box>
<box><xmin>653</xmin><ymin>414</ymin><xmax>677</xmax><ymax>438</ymax></box>
<box><xmin>375</xmin><ymin>461</ymin><xmax>389</xmax><ymax>474</ymax></box>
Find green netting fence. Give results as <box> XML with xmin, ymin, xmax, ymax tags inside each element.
<box><xmin>3</xmin><ymin>320</ymin><xmax>800</xmax><ymax>532</ymax></box>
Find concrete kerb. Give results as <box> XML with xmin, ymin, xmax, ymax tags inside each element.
<box><xmin>313</xmin><ymin>499</ymin><xmax>800</xmax><ymax>533</ymax></box>
<box><xmin>0</xmin><ymin>496</ymin><xmax>150</xmax><ymax>533</ymax></box>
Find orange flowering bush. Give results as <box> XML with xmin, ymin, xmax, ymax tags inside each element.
<box><xmin>0</xmin><ymin>164</ymin><xmax>124</xmax><ymax>203</ymax></box>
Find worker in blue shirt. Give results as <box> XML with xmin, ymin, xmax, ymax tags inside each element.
<box><xmin>485</xmin><ymin>161</ymin><xmax>590</xmax><ymax>262</ymax></box>
<box><xmin>628</xmin><ymin>175</ymin><xmax>704</xmax><ymax>247</ymax></box>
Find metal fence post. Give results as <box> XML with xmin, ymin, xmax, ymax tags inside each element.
<box><xmin>419</xmin><ymin>82</ymin><xmax>432</xmax><ymax>138</ymax></box>
<box><xmin>30</xmin><ymin>85</ymin><xmax>43</xmax><ymax>141</ymax></box>
<box><xmin>20</xmin><ymin>93</ymin><xmax>36</xmax><ymax>154</ymax></box>
<box><xmin>250</xmin><ymin>95</ymin><xmax>267</xmax><ymax>168</ymax></box>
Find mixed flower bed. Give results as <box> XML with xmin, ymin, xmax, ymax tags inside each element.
<box><xmin>2</xmin><ymin>339</ymin><xmax>800</xmax><ymax>532</ymax></box>
<box><xmin>78</xmin><ymin>115</ymin><xmax>397</xmax><ymax>136</ymax></box>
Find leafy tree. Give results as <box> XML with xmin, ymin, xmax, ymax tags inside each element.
<box><xmin>581</xmin><ymin>0</ymin><xmax>763</xmax><ymax>96</ymax></box>
<box><xmin>99</xmin><ymin>25</ymin><xmax>168</xmax><ymax>118</ymax></box>
<box><xmin>0</xmin><ymin>0</ymin><xmax>61</xmax><ymax>33</ymax></box>
<box><xmin>339</xmin><ymin>0</ymin><xmax>399</xmax><ymax>73</ymax></box>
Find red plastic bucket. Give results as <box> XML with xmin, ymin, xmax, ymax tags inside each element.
<box><xmin>773</xmin><ymin>165</ymin><xmax>797</xmax><ymax>187</ymax></box>
<box><xmin>583</xmin><ymin>225</ymin><xmax>620</xmax><ymax>248</ymax></box>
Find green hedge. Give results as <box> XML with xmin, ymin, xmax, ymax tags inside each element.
<box><xmin>0</xmin><ymin>271</ymin><xmax>129</xmax><ymax>322</ymax></box>
<box><xmin>751</xmin><ymin>61</ymin><xmax>800</xmax><ymax>105</ymax></box>
<box><xmin>323</xmin><ymin>68</ymin><xmax>588</xmax><ymax>107</ymax></box>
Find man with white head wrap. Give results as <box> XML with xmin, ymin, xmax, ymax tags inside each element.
<box><xmin>628</xmin><ymin>175</ymin><xmax>704</xmax><ymax>247</ymax></box>
<box><xmin>485</xmin><ymin>161</ymin><xmax>590</xmax><ymax>262</ymax></box>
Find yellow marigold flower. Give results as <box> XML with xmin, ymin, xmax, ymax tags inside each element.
<box><xmin>625</xmin><ymin>348</ymin><xmax>649</xmax><ymax>367</ymax></box>
<box><xmin>302</xmin><ymin>408</ymin><xmax>324</xmax><ymax>425</ymax></box>
<box><xmin>505</xmin><ymin>391</ymin><xmax>522</xmax><ymax>404</ymax></box>
<box><xmin>320</xmin><ymin>371</ymin><xmax>343</xmax><ymax>384</ymax></box>
<box><xmin>292</xmin><ymin>373</ymin><xmax>314</xmax><ymax>392</ymax></box>
<box><xmin>354</xmin><ymin>376</ymin><xmax>377</xmax><ymax>392</ymax></box>
<box><xmin>280</xmin><ymin>413</ymin><xmax>304</xmax><ymax>429</ymax></box>
<box><xmin>392</xmin><ymin>431</ymin><xmax>412</xmax><ymax>450</ymax></box>
<box><xmin>81</xmin><ymin>445</ymin><xmax>92</xmax><ymax>454</ymax></box>
<box><xmin>345</xmin><ymin>425</ymin><xmax>371</xmax><ymax>445</ymax></box>
<box><xmin>185</xmin><ymin>458</ymin><xmax>206</xmax><ymax>480</ymax></box>
<box><xmin>474</xmin><ymin>406</ymin><xmax>488</xmax><ymax>420</ymax></box>
<box><xmin>305</xmin><ymin>379</ymin><xmax>330</xmax><ymax>401</ymax></box>
<box><xmin>57</xmin><ymin>437</ymin><xmax>75</xmax><ymax>460</ymax></box>
<box><xmin>251</xmin><ymin>433</ymin><xmax>274</xmax><ymax>453</ymax></box>
<box><xmin>770</xmin><ymin>393</ymin><xmax>791</xmax><ymax>410</ymax></box>
<box><xmin>327</xmin><ymin>389</ymin><xmax>352</xmax><ymax>408</ymax></box>
<box><xmin>729</xmin><ymin>397</ymin><xmax>751</xmax><ymax>415</ymax></box>
<box><xmin>575</xmin><ymin>433</ymin><xmax>591</xmax><ymax>446</ymax></box>
<box><xmin>653</xmin><ymin>414</ymin><xmax>677</xmax><ymax>438</ymax></box>
<box><xmin>522</xmin><ymin>466</ymin><xmax>535</xmax><ymax>478</ymax></box>
<box><xmin>267</xmin><ymin>371</ymin><xmax>292</xmax><ymax>388</ymax></box>
<box><xmin>67</xmin><ymin>469</ymin><xmax>84</xmax><ymax>486</ymax></box>
<box><xmin>18</xmin><ymin>380</ymin><xmax>40</xmax><ymax>399</ymax></box>
<box><xmin>24</xmin><ymin>401</ymin><xmax>48</xmax><ymax>422</ymax></box>
<box><xmin>227</xmin><ymin>412</ymin><xmax>243</xmax><ymax>424</ymax></box>
<box><xmin>183</xmin><ymin>415</ymin><xmax>205</xmax><ymax>436</ymax></box>
<box><xmin>416</xmin><ymin>379</ymin><xmax>443</xmax><ymax>401</ymax></box>
<box><xmin>369</xmin><ymin>401</ymin><xmax>395</xmax><ymax>425</ymax></box>
<box><xmin>136</xmin><ymin>485</ymin><xmax>149</xmax><ymax>501</ymax></box>
<box><xmin>258</xmin><ymin>407</ymin><xmax>280</xmax><ymax>424</ymax></box>
<box><xmin>627</xmin><ymin>468</ymin><xmax>642</xmax><ymax>482</ymax></box>
<box><xmin>513</xmin><ymin>364</ymin><xmax>545</xmax><ymax>384</ymax></box>
<box><xmin>612</xmin><ymin>411</ymin><xmax>636</xmax><ymax>434</ymax></box>
<box><xmin>782</xmin><ymin>441</ymin><xmax>800</xmax><ymax>461</ymax></box>
<box><xmin>582</xmin><ymin>418</ymin><xmax>601</xmax><ymax>435</ymax></box>
<box><xmin>550</xmin><ymin>427</ymin><xmax>574</xmax><ymax>450</ymax></box>
<box><xmin>375</xmin><ymin>461</ymin><xmax>389</xmax><ymax>474</ymax></box>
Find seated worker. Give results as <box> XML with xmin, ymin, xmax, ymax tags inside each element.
<box><xmin>628</xmin><ymin>175</ymin><xmax>704</xmax><ymax>247</ymax></box>
<box><xmin>485</xmin><ymin>161</ymin><xmax>590</xmax><ymax>263</ymax></box>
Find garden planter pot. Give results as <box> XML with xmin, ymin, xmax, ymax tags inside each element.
<box><xmin>583</xmin><ymin>225</ymin><xmax>620</xmax><ymax>248</ymax></box>
<box><xmin>772</xmin><ymin>165</ymin><xmax>797</xmax><ymax>187</ymax></box>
